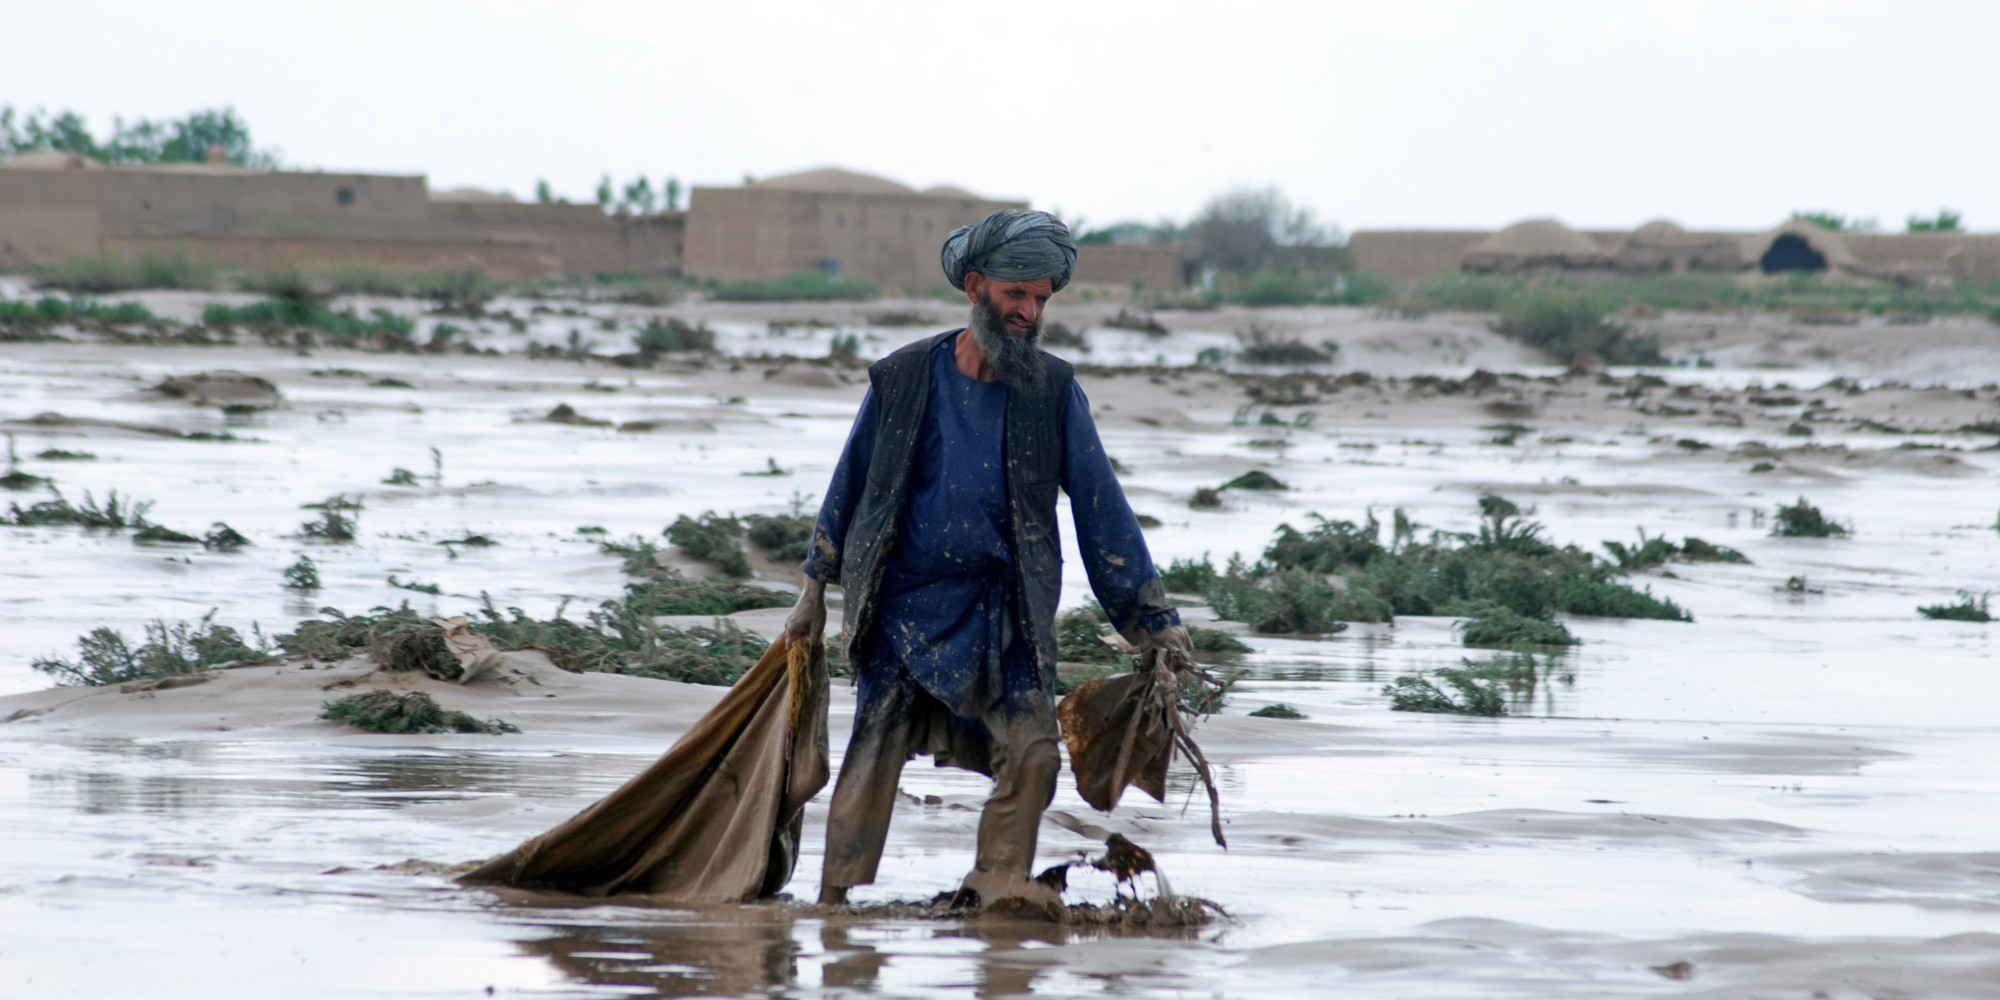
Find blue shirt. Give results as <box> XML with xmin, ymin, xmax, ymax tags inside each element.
<box><xmin>805</xmin><ymin>333</ymin><xmax>1176</xmax><ymax>717</ymax></box>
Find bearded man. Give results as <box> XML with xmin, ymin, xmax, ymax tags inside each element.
<box><xmin>783</xmin><ymin>209</ymin><xmax>1191</xmax><ymax>909</ymax></box>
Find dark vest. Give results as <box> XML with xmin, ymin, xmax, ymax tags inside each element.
<box><xmin>837</xmin><ymin>330</ymin><xmax>1074</xmax><ymax>690</ymax></box>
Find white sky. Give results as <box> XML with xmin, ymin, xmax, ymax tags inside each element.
<box><xmin>6</xmin><ymin>0</ymin><xmax>1995</xmax><ymax>234</ymax></box>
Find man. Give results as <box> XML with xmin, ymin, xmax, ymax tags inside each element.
<box><xmin>783</xmin><ymin>209</ymin><xmax>1191</xmax><ymax>909</ymax></box>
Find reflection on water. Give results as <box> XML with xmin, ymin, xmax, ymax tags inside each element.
<box><xmin>510</xmin><ymin>905</ymin><xmax>1191</xmax><ymax>998</ymax></box>
<box><xmin>521</xmin><ymin>913</ymin><xmax>800</xmax><ymax>997</ymax></box>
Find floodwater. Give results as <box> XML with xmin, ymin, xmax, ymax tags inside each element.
<box><xmin>3</xmin><ymin>287</ymin><xmax>2000</xmax><ymax>997</ymax></box>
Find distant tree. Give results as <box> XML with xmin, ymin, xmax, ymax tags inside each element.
<box><xmin>596</xmin><ymin>174</ymin><xmax>614</xmax><ymax>209</ymax></box>
<box><xmin>1189</xmin><ymin>186</ymin><xmax>1340</xmax><ymax>273</ymax></box>
<box><xmin>1790</xmin><ymin>210</ymin><xmax>1879</xmax><ymax>233</ymax></box>
<box><xmin>664</xmin><ymin>177</ymin><xmax>682</xmax><ymax>211</ymax></box>
<box><xmin>1907</xmin><ymin>209</ymin><xmax>1963</xmax><ymax>233</ymax></box>
<box><xmin>535</xmin><ymin>179</ymin><xmax>554</xmax><ymax>204</ymax></box>
<box><xmin>0</xmin><ymin>105</ymin><xmax>278</xmax><ymax>168</ymax></box>
<box><xmin>623</xmin><ymin>176</ymin><xmax>656</xmax><ymax>213</ymax></box>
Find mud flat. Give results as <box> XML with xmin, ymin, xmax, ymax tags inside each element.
<box><xmin>3</xmin><ymin>291</ymin><xmax>2000</xmax><ymax>997</ymax></box>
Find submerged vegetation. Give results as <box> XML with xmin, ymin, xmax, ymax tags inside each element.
<box><xmin>283</xmin><ymin>556</ymin><xmax>321</xmax><ymax>590</ymax></box>
<box><xmin>1918</xmin><ymin>591</ymin><xmax>1992</xmax><ymax>623</ymax></box>
<box><xmin>7</xmin><ymin>488</ymin><xmax>154</xmax><ymax>529</ymax></box>
<box><xmin>1771</xmin><ymin>497</ymin><xmax>1850</xmax><ymax>538</ymax></box>
<box><xmin>320</xmin><ymin>691</ymin><xmax>518</xmax><ymax>735</ymax></box>
<box><xmin>1601</xmin><ymin>530</ymin><xmax>1751</xmax><ymax>570</ymax></box>
<box><xmin>1383</xmin><ymin>666</ymin><xmax>1507</xmax><ymax>716</ymax></box>
<box><xmin>1191</xmin><ymin>496</ymin><xmax>1689</xmax><ymax>639</ymax></box>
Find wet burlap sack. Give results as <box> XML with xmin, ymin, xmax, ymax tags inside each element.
<box><xmin>1057</xmin><ymin>652</ymin><xmax>1227</xmax><ymax>847</ymax></box>
<box><xmin>459</xmin><ymin>634</ymin><xmax>829</xmax><ymax>900</ymax></box>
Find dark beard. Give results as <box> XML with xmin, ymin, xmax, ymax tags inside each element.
<box><xmin>970</xmin><ymin>295</ymin><xmax>1046</xmax><ymax>390</ymax></box>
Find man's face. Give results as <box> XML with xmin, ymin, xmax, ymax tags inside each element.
<box><xmin>966</xmin><ymin>275</ymin><xmax>1053</xmax><ymax>337</ymax></box>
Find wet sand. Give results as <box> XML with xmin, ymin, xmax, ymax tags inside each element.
<box><xmin>3</xmin><ymin>286</ymin><xmax>2000</xmax><ymax>997</ymax></box>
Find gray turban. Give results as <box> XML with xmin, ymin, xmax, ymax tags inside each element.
<box><xmin>941</xmin><ymin>209</ymin><xmax>1077</xmax><ymax>293</ymax></box>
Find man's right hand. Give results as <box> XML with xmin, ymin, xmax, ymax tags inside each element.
<box><xmin>783</xmin><ymin>576</ymin><xmax>827</xmax><ymax>646</ymax></box>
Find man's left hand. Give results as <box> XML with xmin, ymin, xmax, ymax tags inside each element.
<box><xmin>1137</xmin><ymin>624</ymin><xmax>1194</xmax><ymax>670</ymax></box>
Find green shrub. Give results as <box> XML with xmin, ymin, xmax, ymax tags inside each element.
<box><xmin>600</xmin><ymin>536</ymin><xmax>662</xmax><ymax>575</ymax></box>
<box><xmin>1677</xmin><ymin>537</ymin><xmax>1751</xmax><ymax>563</ymax></box>
<box><xmin>1492</xmin><ymin>288</ymin><xmax>1663</xmax><ymax>365</ymax></box>
<box><xmin>0</xmin><ymin>295</ymin><xmax>161</xmax><ymax>325</ymax></box>
<box><xmin>1601</xmin><ymin>529</ymin><xmax>1679</xmax><ymax>571</ymax></box>
<box><xmin>299</xmin><ymin>508</ymin><xmax>358</xmax><ymax>542</ymax></box>
<box><xmin>1383</xmin><ymin>666</ymin><xmax>1506</xmax><ymax>716</ymax></box>
<box><xmin>283</xmin><ymin>556</ymin><xmax>320</xmax><ymax>590</ymax></box>
<box><xmin>1456</xmin><ymin>605</ymin><xmax>1578</xmax><ymax>648</ymax></box>
<box><xmin>1204</xmin><ymin>497</ymin><xmax>1694</xmax><ymax>633</ymax></box>
<box><xmin>1918</xmin><ymin>591</ymin><xmax>1991</xmax><ymax>622</ymax></box>
<box><xmin>1188</xmin><ymin>627</ymin><xmax>1252</xmax><ymax>653</ymax></box>
<box><xmin>320</xmin><ymin>690</ymin><xmax>517</xmax><ymax>734</ymax></box>
<box><xmin>132</xmin><ymin>523</ymin><xmax>199</xmax><ymax>543</ymax></box>
<box><xmin>743</xmin><ymin>512</ymin><xmax>814</xmax><ymax>563</ymax></box>
<box><xmin>1263</xmin><ymin>513</ymin><xmax>1383</xmax><ymax>572</ymax></box>
<box><xmin>711</xmin><ymin>271</ymin><xmax>879</xmax><ymax>302</ymax></box>
<box><xmin>1248</xmin><ymin>703</ymin><xmax>1306</xmax><ymax>719</ymax></box>
<box><xmin>1772</xmin><ymin>497</ymin><xmax>1849</xmax><ymax>538</ymax></box>
<box><xmin>36</xmin><ymin>448</ymin><xmax>96</xmax><ymax>461</ymax></box>
<box><xmin>33</xmin><ymin>610</ymin><xmax>267</xmax><ymax>686</ymax></box>
<box><xmin>1221</xmin><ymin>470</ymin><xmax>1288</xmax><ymax>491</ymax></box>
<box><xmin>7</xmin><ymin>488</ymin><xmax>153</xmax><ymax>529</ymax></box>
<box><xmin>1552</xmin><ymin>576</ymin><xmax>1687</xmax><ymax>620</ymax></box>
<box><xmin>635</xmin><ymin>317</ymin><xmax>715</xmax><ymax>352</ymax></box>
<box><xmin>1160</xmin><ymin>554</ymin><xmax>1218</xmax><ymax>594</ymax></box>
<box><xmin>664</xmin><ymin>512</ymin><xmax>751</xmax><ymax>578</ymax></box>
<box><xmin>616</xmin><ymin>570</ymin><xmax>792</xmax><ymax>616</ymax></box>
<box><xmin>1227</xmin><ymin>267</ymin><xmax>1336</xmax><ymax>306</ymax></box>
<box><xmin>1206</xmin><ymin>567</ymin><xmax>1376</xmax><ymax>633</ymax></box>
<box><xmin>203</xmin><ymin>299</ymin><xmax>414</xmax><ymax>338</ymax></box>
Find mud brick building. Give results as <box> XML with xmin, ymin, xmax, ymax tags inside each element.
<box><xmin>0</xmin><ymin>154</ymin><xmax>1183</xmax><ymax>293</ymax></box>
<box><xmin>1351</xmin><ymin>218</ymin><xmax>2000</xmax><ymax>287</ymax></box>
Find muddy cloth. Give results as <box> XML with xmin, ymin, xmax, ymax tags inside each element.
<box><xmin>457</xmin><ymin>636</ymin><xmax>829</xmax><ymax>901</ymax></box>
<box><xmin>821</xmin><ymin>666</ymin><xmax>1060</xmax><ymax>891</ymax></box>
<box><xmin>804</xmin><ymin>331</ymin><xmax>1176</xmax><ymax>719</ymax></box>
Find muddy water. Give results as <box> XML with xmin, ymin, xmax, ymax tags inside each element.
<box><xmin>4</xmin><ymin>296</ymin><xmax>2000</xmax><ymax>997</ymax></box>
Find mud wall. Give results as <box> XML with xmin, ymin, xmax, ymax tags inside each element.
<box><xmin>684</xmin><ymin>185</ymin><xmax>1022</xmax><ymax>292</ymax></box>
<box><xmin>1348</xmin><ymin>231</ymin><xmax>1491</xmax><ymax>285</ymax></box>
<box><xmin>1072</xmin><ymin>244</ymin><xmax>1186</xmax><ymax>292</ymax></box>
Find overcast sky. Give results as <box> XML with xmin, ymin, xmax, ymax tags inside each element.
<box><xmin>6</xmin><ymin>0</ymin><xmax>1995</xmax><ymax>234</ymax></box>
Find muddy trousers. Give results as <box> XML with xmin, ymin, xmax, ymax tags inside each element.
<box><xmin>821</xmin><ymin>678</ymin><xmax>1060</xmax><ymax>893</ymax></box>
